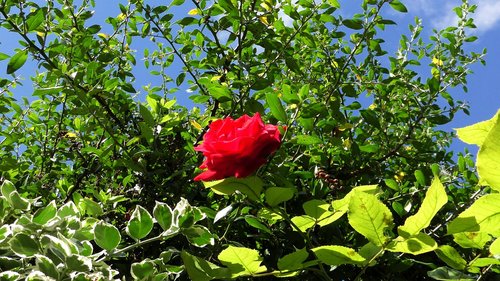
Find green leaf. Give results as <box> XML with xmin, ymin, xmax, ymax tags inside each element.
<box><xmin>181</xmin><ymin>251</ymin><xmax>228</xmax><ymax>281</ymax></box>
<box><xmin>218</xmin><ymin>0</ymin><xmax>236</xmax><ymax>13</ymax></box>
<box><xmin>126</xmin><ymin>205</ymin><xmax>154</xmax><ymax>240</ymax></box>
<box><xmin>469</xmin><ymin>257</ymin><xmax>500</xmax><ymax>267</ymax></box>
<box><xmin>7</xmin><ymin>50</ymin><xmax>28</xmax><ymax>74</ymax></box>
<box><xmin>327</xmin><ymin>0</ymin><xmax>340</xmax><ymax>8</ymax></box>
<box><xmin>360</xmin><ymin>109</ymin><xmax>381</xmax><ymax>129</ymax></box>
<box><xmin>35</xmin><ymin>255</ymin><xmax>59</xmax><ymax>279</ymax></box>
<box><xmin>153</xmin><ymin>201</ymin><xmax>173</xmax><ymax>231</ymax></box>
<box><xmin>131</xmin><ymin>260</ymin><xmax>157</xmax><ymax>280</ymax></box>
<box><xmin>476</xmin><ymin>110</ymin><xmax>500</xmax><ymax>191</ymax></box>
<box><xmin>303</xmin><ymin>199</ymin><xmax>330</xmax><ymax>220</ymax></box>
<box><xmin>342</xmin><ymin>19</ymin><xmax>363</xmax><ymax>30</ymax></box>
<box><xmin>265</xmin><ymin>93</ymin><xmax>287</xmax><ymax>123</ymax></box>
<box><xmin>348</xmin><ymin>191</ymin><xmax>394</xmax><ymax>246</ymax></box>
<box><xmin>94</xmin><ymin>221</ymin><xmax>121</xmax><ymax>251</ymax></box>
<box><xmin>414</xmin><ymin>170</ymin><xmax>426</xmax><ymax>186</ymax></box>
<box><xmin>40</xmin><ymin>235</ymin><xmax>75</xmax><ymax>258</ymax></box>
<box><xmin>447</xmin><ymin>193</ymin><xmax>500</xmax><ymax>236</ymax></box>
<box><xmin>312</xmin><ymin>245</ymin><xmax>366</xmax><ymax>266</ymax></box>
<box><xmin>218</xmin><ymin>246</ymin><xmax>267</xmax><ymax>277</ymax></box>
<box><xmin>453</xmin><ymin>232</ymin><xmax>491</xmax><ymax>249</ymax></box>
<box><xmin>387</xmin><ymin>233</ymin><xmax>437</xmax><ymax>255</ymax></box>
<box><xmin>265</xmin><ymin>187</ymin><xmax>295</xmax><ymax>206</ymax></box>
<box><xmin>277</xmin><ymin>248</ymin><xmax>309</xmax><ymax>271</ymax></box>
<box><xmin>244</xmin><ymin>216</ymin><xmax>271</xmax><ymax>234</ymax></box>
<box><xmin>9</xmin><ymin>191</ymin><xmax>30</xmax><ymax>210</ymax></box>
<box><xmin>176</xmin><ymin>72</ymin><xmax>186</xmax><ymax>86</ymax></box>
<box><xmin>0</xmin><ymin>52</ymin><xmax>9</xmax><ymax>61</ymax></box>
<box><xmin>0</xmin><ymin>225</ymin><xmax>11</xmax><ymax>244</ymax></box>
<box><xmin>81</xmin><ymin>198</ymin><xmax>103</xmax><ymax>217</ymax></box>
<box><xmin>139</xmin><ymin>104</ymin><xmax>155</xmax><ymax>127</ymax></box>
<box><xmin>26</xmin><ymin>8</ymin><xmax>44</xmax><ymax>31</ymax></box>
<box><xmin>58</xmin><ymin>201</ymin><xmax>79</xmax><ymax>218</ymax></box>
<box><xmin>171</xmin><ymin>0</ymin><xmax>185</xmax><ymax>6</ymax></box>
<box><xmin>203</xmin><ymin>176</ymin><xmax>263</xmax><ymax>201</ymax></box>
<box><xmin>435</xmin><ymin>245</ymin><xmax>467</xmax><ymax>270</ymax></box>
<box><xmin>0</xmin><ymin>271</ymin><xmax>20</xmax><ymax>281</ymax></box>
<box><xmin>1</xmin><ymin>180</ymin><xmax>16</xmax><ymax>198</ymax></box>
<box><xmin>9</xmin><ymin>233</ymin><xmax>39</xmax><ymax>257</ymax></box>
<box><xmin>389</xmin><ymin>0</ymin><xmax>408</xmax><ymax>13</ymax></box>
<box><xmin>291</xmin><ymin>215</ymin><xmax>316</xmax><ymax>232</ymax></box>
<box><xmin>182</xmin><ymin>225</ymin><xmax>215</xmax><ymax>247</ymax></box>
<box><xmin>33</xmin><ymin>201</ymin><xmax>57</xmax><ymax>225</ymax></box>
<box><xmin>65</xmin><ymin>255</ymin><xmax>92</xmax><ymax>272</ymax></box>
<box><xmin>359</xmin><ymin>144</ymin><xmax>379</xmax><ymax>153</ymax></box>
<box><xmin>427</xmin><ymin>267</ymin><xmax>474</xmax><ymax>281</ymax></box>
<box><xmin>398</xmin><ymin>177</ymin><xmax>447</xmax><ymax>237</ymax></box>
<box><xmin>281</xmin><ymin>84</ymin><xmax>300</xmax><ymax>104</ymax></box>
<box><xmin>293</xmin><ymin>135</ymin><xmax>322</xmax><ymax>145</ymax></box>
<box><xmin>384</xmin><ymin>178</ymin><xmax>400</xmax><ymax>191</ymax></box>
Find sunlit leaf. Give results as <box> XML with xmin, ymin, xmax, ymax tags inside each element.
<box><xmin>387</xmin><ymin>233</ymin><xmax>437</xmax><ymax>255</ymax></box>
<box><xmin>203</xmin><ymin>176</ymin><xmax>263</xmax><ymax>201</ymax></box>
<box><xmin>435</xmin><ymin>245</ymin><xmax>467</xmax><ymax>270</ymax></box>
<box><xmin>476</xmin><ymin>110</ymin><xmax>500</xmax><ymax>191</ymax></box>
<box><xmin>312</xmin><ymin>245</ymin><xmax>366</xmax><ymax>266</ymax></box>
<box><xmin>398</xmin><ymin>177</ymin><xmax>447</xmax><ymax>237</ymax></box>
<box><xmin>265</xmin><ymin>187</ymin><xmax>295</xmax><ymax>206</ymax></box>
<box><xmin>447</xmin><ymin>194</ymin><xmax>500</xmax><ymax>236</ymax></box>
<box><xmin>218</xmin><ymin>246</ymin><xmax>267</xmax><ymax>277</ymax></box>
<box><xmin>456</xmin><ymin>110</ymin><xmax>498</xmax><ymax>146</ymax></box>
<box><xmin>348</xmin><ymin>191</ymin><xmax>393</xmax><ymax>246</ymax></box>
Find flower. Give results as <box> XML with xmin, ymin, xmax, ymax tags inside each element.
<box><xmin>194</xmin><ymin>113</ymin><xmax>281</xmax><ymax>181</ymax></box>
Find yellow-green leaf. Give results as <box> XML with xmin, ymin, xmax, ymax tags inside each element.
<box><xmin>203</xmin><ymin>176</ymin><xmax>263</xmax><ymax>201</ymax></box>
<box><xmin>476</xmin><ymin>111</ymin><xmax>500</xmax><ymax>191</ymax></box>
<box><xmin>469</xmin><ymin>257</ymin><xmax>500</xmax><ymax>267</ymax></box>
<box><xmin>489</xmin><ymin>238</ymin><xmax>500</xmax><ymax>255</ymax></box>
<box><xmin>453</xmin><ymin>232</ymin><xmax>491</xmax><ymax>249</ymax></box>
<box><xmin>290</xmin><ymin>215</ymin><xmax>315</xmax><ymax>232</ymax></box>
<box><xmin>218</xmin><ymin>246</ymin><xmax>267</xmax><ymax>277</ymax></box>
<box><xmin>348</xmin><ymin>191</ymin><xmax>394</xmax><ymax>246</ymax></box>
<box><xmin>435</xmin><ymin>245</ymin><xmax>467</xmax><ymax>270</ymax></box>
<box><xmin>398</xmin><ymin>177</ymin><xmax>447</xmax><ymax>237</ymax></box>
<box><xmin>332</xmin><ymin>184</ymin><xmax>380</xmax><ymax>214</ymax></box>
<box><xmin>387</xmin><ymin>233</ymin><xmax>437</xmax><ymax>255</ymax></box>
<box><xmin>312</xmin><ymin>245</ymin><xmax>366</xmax><ymax>266</ymax></box>
<box><xmin>447</xmin><ymin>194</ymin><xmax>500</xmax><ymax>236</ymax></box>
<box><xmin>265</xmin><ymin>187</ymin><xmax>295</xmax><ymax>206</ymax></box>
<box><xmin>456</xmin><ymin>110</ymin><xmax>499</xmax><ymax>146</ymax></box>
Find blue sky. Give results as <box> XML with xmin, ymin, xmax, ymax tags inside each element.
<box><xmin>0</xmin><ymin>0</ymin><xmax>498</xmax><ymax>156</ymax></box>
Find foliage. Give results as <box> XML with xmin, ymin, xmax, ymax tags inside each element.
<box><xmin>0</xmin><ymin>0</ymin><xmax>497</xmax><ymax>280</ymax></box>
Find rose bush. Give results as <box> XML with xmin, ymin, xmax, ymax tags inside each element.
<box><xmin>194</xmin><ymin>113</ymin><xmax>281</xmax><ymax>181</ymax></box>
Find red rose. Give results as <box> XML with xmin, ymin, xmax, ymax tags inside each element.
<box><xmin>194</xmin><ymin>113</ymin><xmax>281</xmax><ymax>181</ymax></box>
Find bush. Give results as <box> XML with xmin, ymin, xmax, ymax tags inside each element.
<box><xmin>0</xmin><ymin>0</ymin><xmax>498</xmax><ymax>280</ymax></box>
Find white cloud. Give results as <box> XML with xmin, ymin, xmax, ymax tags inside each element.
<box><xmin>405</xmin><ymin>0</ymin><xmax>500</xmax><ymax>34</ymax></box>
